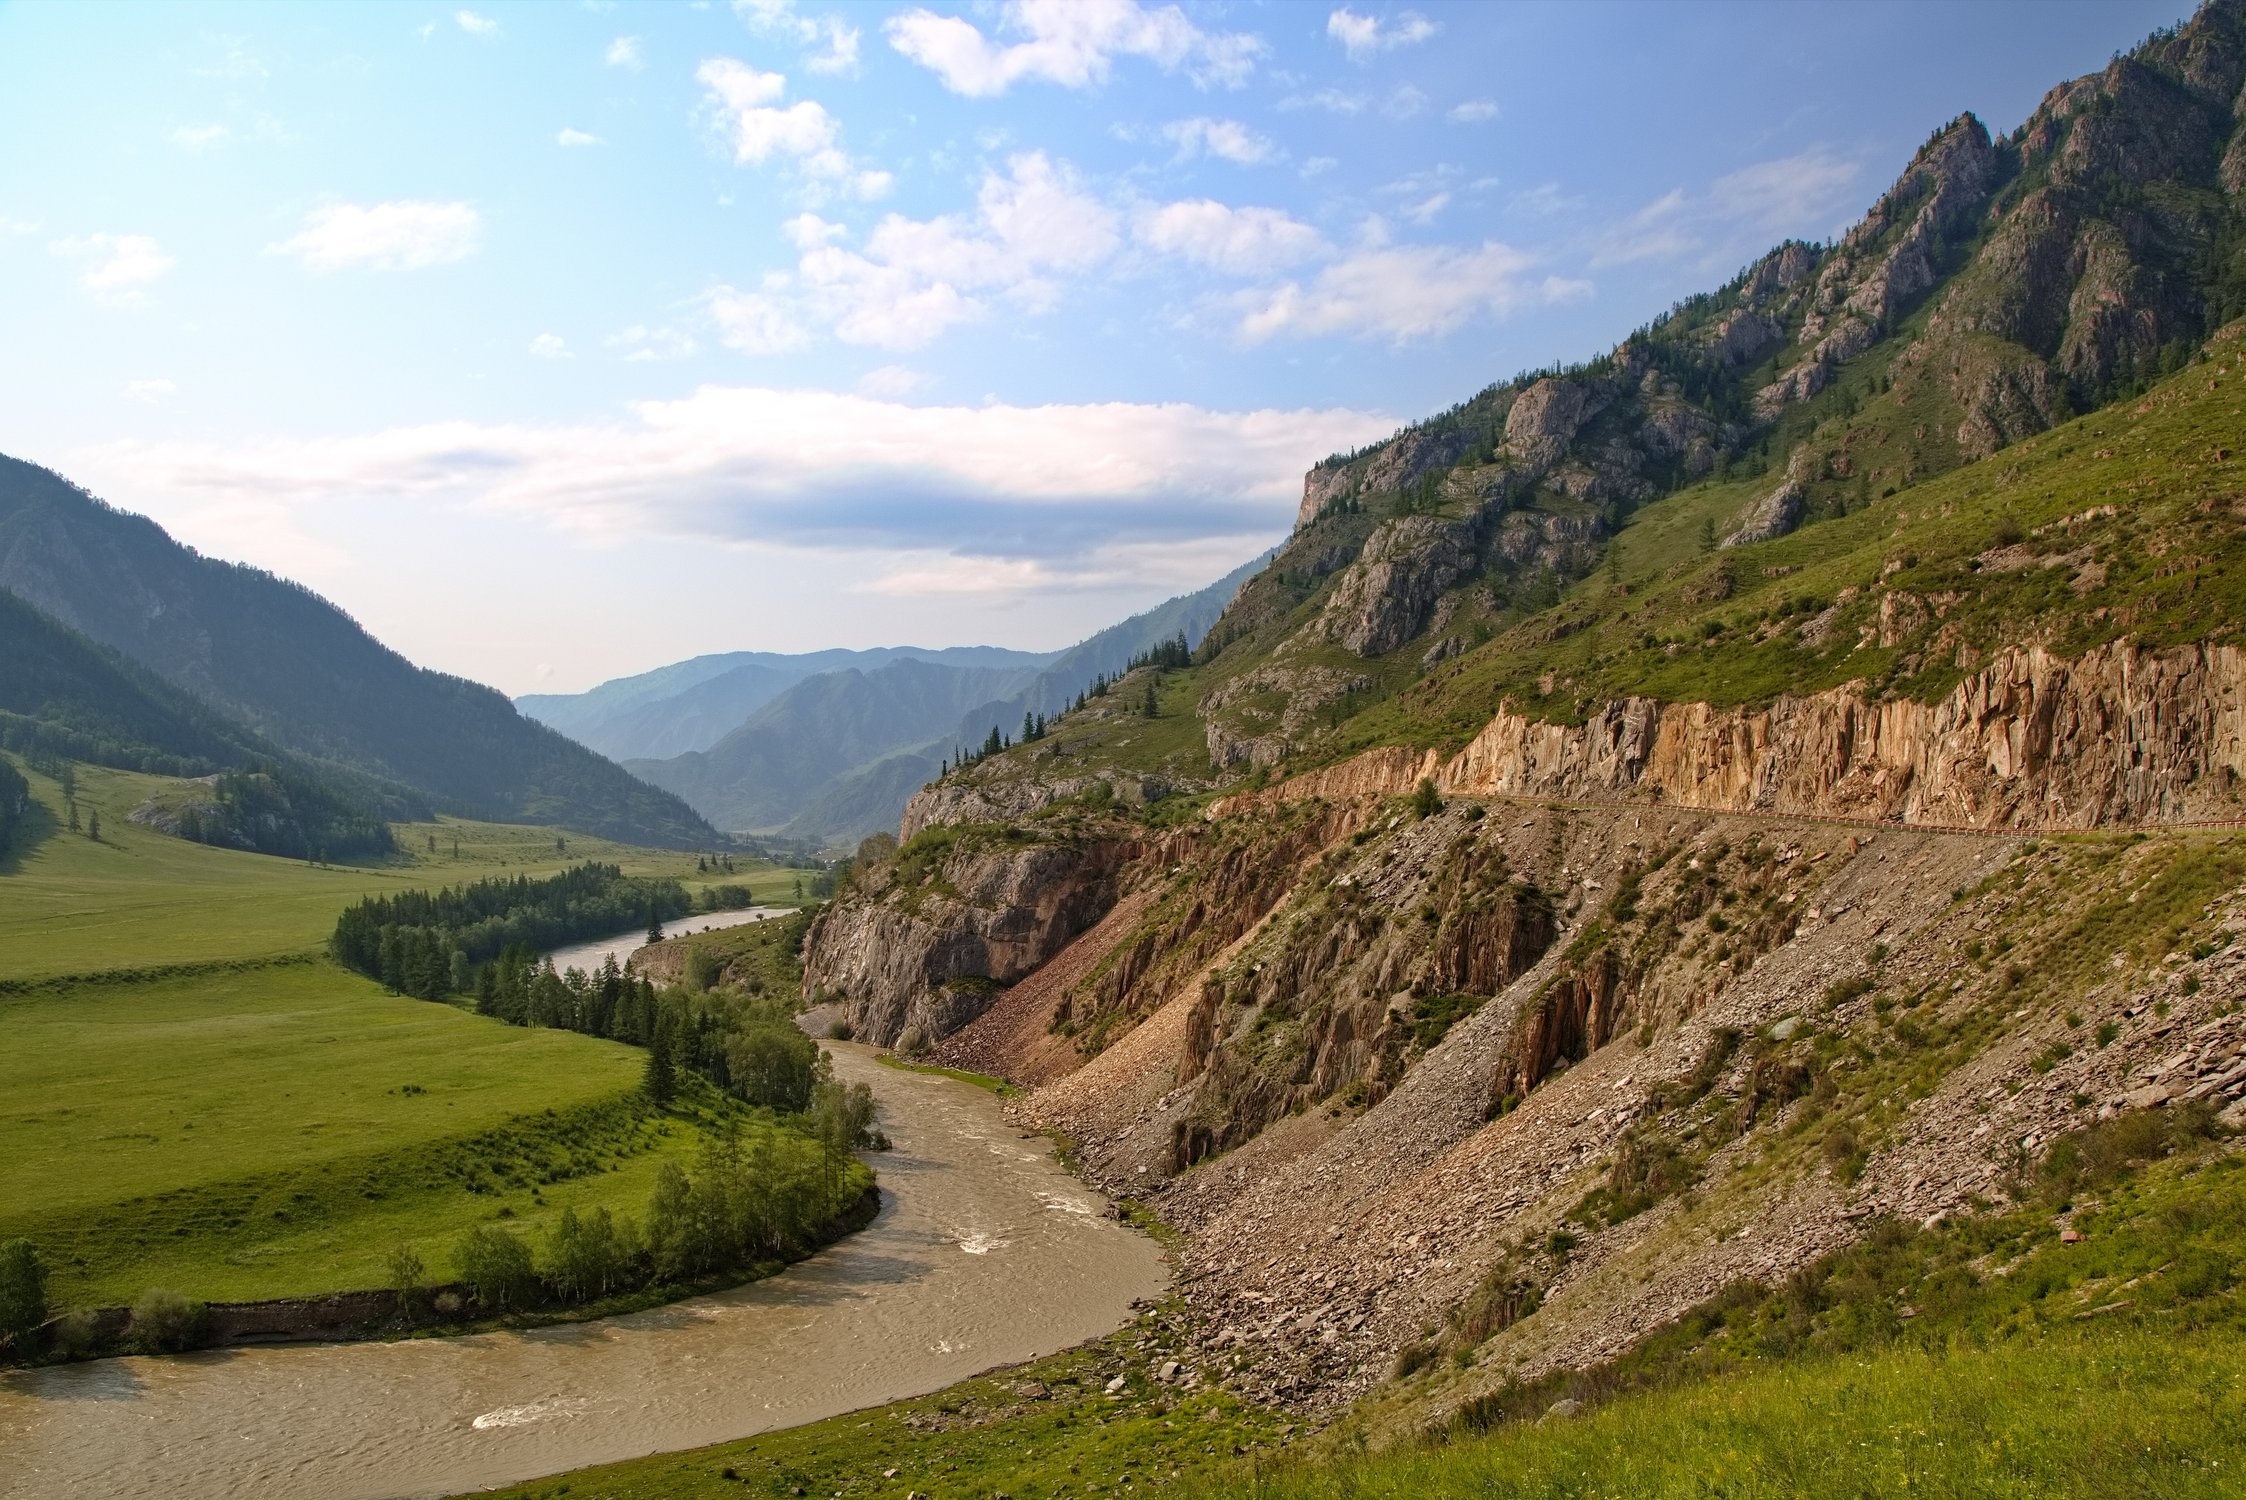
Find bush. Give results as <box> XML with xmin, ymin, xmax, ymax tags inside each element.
<box><xmin>130</xmin><ymin>1289</ymin><xmax>210</xmax><ymax>1353</ymax></box>
<box><xmin>0</xmin><ymin>1238</ymin><xmax>47</xmax><ymax>1345</ymax></box>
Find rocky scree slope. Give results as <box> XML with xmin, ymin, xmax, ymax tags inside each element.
<box><xmin>803</xmin><ymin>0</ymin><xmax>2246</xmax><ymax>1432</ymax></box>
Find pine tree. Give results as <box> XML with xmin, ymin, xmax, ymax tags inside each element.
<box><xmin>646</xmin><ymin>907</ymin><xmax>665</xmax><ymax>945</ymax></box>
<box><xmin>1023</xmin><ymin>711</ymin><xmax>1035</xmax><ymax>744</ymax></box>
<box><xmin>66</xmin><ymin>799</ymin><xmax>79</xmax><ymax>833</ymax></box>
<box><xmin>86</xmin><ymin>810</ymin><xmax>100</xmax><ymax>841</ymax></box>
<box><xmin>644</xmin><ymin>1023</ymin><xmax>677</xmax><ymax>1105</ymax></box>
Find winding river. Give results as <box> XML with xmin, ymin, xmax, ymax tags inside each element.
<box><xmin>0</xmin><ymin>1043</ymin><xmax>1169</xmax><ymax>1500</ymax></box>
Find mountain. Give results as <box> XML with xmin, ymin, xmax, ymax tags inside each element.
<box><xmin>627</xmin><ymin>655</ymin><xmax>1047</xmax><ymax>833</ymax></box>
<box><xmin>798</xmin><ymin>0</ymin><xmax>2246</xmax><ymax>1436</ymax></box>
<box><xmin>0</xmin><ymin>457</ymin><xmax>716</xmax><ymax>848</ymax></box>
<box><xmin>519</xmin><ymin>645</ymin><xmax>1057</xmax><ymax>763</ymax></box>
<box><xmin>598</xmin><ymin>561</ymin><xmax>1262</xmax><ymax>843</ymax></box>
<box><xmin>0</xmin><ymin>588</ymin><xmax>410</xmax><ymax>860</ymax></box>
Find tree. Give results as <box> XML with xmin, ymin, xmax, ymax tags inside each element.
<box><xmin>1698</xmin><ymin>516</ymin><xmax>1717</xmax><ymax>554</ymax></box>
<box><xmin>1023</xmin><ymin>711</ymin><xmax>1036</xmax><ymax>744</ymax></box>
<box><xmin>1141</xmin><ymin>680</ymin><xmax>1159</xmax><ymax>718</ymax></box>
<box><xmin>646</xmin><ymin>907</ymin><xmax>666</xmax><ymax>945</ymax></box>
<box><xmin>726</xmin><ymin>1012</ymin><xmax>820</xmax><ymax>1112</ymax></box>
<box><xmin>543</xmin><ymin>1206</ymin><xmax>626</xmax><ymax>1303</ymax></box>
<box><xmin>644</xmin><ymin>1021</ymin><xmax>678</xmax><ymax>1105</ymax></box>
<box><xmin>453</xmin><ymin>1225</ymin><xmax>538</xmax><ymax>1311</ymax></box>
<box><xmin>66</xmin><ymin>799</ymin><xmax>79</xmax><ymax>833</ymax></box>
<box><xmin>86</xmin><ymin>810</ymin><xmax>99</xmax><ymax>841</ymax></box>
<box><xmin>1412</xmin><ymin>777</ymin><xmax>1443</xmax><ymax>819</ymax></box>
<box><xmin>0</xmin><ymin>1238</ymin><xmax>47</xmax><ymax>1345</ymax></box>
<box><xmin>386</xmin><ymin>1243</ymin><xmax>428</xmax><ymax>1313</ymax></box>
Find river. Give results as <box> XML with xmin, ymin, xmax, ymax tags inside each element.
<box><xmin>0</xmin><ymin>1043</ymin><xmax>1168</xmax><ymax>1500</ymax></box>
<box><xmin>541</xmin><ymin>905</ymin><xmax>791</xmax><ymax>978</ymax></box>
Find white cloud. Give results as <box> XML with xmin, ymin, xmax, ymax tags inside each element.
<box><xmin>85</xmin><ymin>386</ymin><xmax>1394</xmax><ymax>583</ymax></box>
<box><xmin>705</xmin><ymin>285</ymin><xmax>814</xmax><ymax>353</ymax></box>
<box><xmin>1301</xmin><ymin>156</ymin><xmax>1338</xmax><ymax>178</ymax></box>
<box><xmin>1236</xmin><ymin>241</ymin><xmax>1582</xmax><ymax>344</ymax></box>
<box><xmin>269</xmin><ymin>201</ymin><xmax>480</xmax><ymax>272</ymax></box>
<box><xmin>1400</xmin><ymin>192</ymin><xmax>1449</xmax><ymax>226</ymax></box>
<box><xmin>857</xmin><ymin>364</ymin><xmax>927</xmax><ymax>398</ymax></box>
<box><xmin>697</xmin><ymin>57</ymin><xmax>888</xmax><ymax>199</ymax></box>
<box><xmin>1592</xmin><ymin>150</ymin><xmax>1859</xmax><ymax>268</ymax></box>
<box><xmin>1136</xmin><ymin>200</ymin><xmax>1324</xmax><ymax>275</ymax></box>
<box><xmin>735</xmin><ymin>0</ymin><xmax>862</xmax><ymax>74</ymax></box>
<box><xmin>607</xmin><ymin>325</ymin><xmax>698</xmax><ymax>361</ymax></box>
<box><xmin>556</xmin><ymin>127</ymin><xmax>604</xmax><ymax>147</ymax></box>
<box><xmin>1279</xmin><ymin>88</ymin><xmax>1365</xmax><ymax>115</ymax></box>
<box><xmin>529</xmin><ymin>333</ymin><xmax>572</xmax><ymax>359</ymax></box>
<box><xmin>1161</xmin><ymin>117</ymin><xmax>1275</xmax><ymax>166</ymax></box>
<box><xmin>53</xmin><ymin>233</ymin><xmax>176</xmax><ymax>305</ymax></box>
<box><xmin>1447</xmin><ymin>98</ymin><xmax>1498</xmax><ymax>124</ymax></box>
<box><xmin>455</xmin><ymin>9</ymin><xmax>499</xmax><ymax>37</ymax></box>
<box><xmin>605</xmin><ymin>35</ymin><xmax>644</xmax><ymax>69</ymax></box>
<box><xmin>1327</xmin><ymin>7</ymin><xmax>1436</xmax><ymax>62</ymax></box>
<box><xmin>792</xmin><ymin>151</ymin><xmax>1119</xmax><ymax>348</ymax></box>
<box><xmin>1382</xmin><ymin>85</ymin><xmax>1428</xmax><ymax>119</ymax></box>
<box><xmin>1711</xmin><ymin>148</ymin><xmax>1860</xmax><ymax>236</ymax></box>
<box><xmin>784</xmin><ymin>212</ymin><xmax>848</xmax><ymax>249</ymax></box>
<box><xmin>885</xmin><ymin>0</ymin><xmax>1263</xmax><ymax>97</ymax></box>
<box><xmin>171</xmin><ymin>123</ymin><xmax>230</xmax><ymax>149</ymax></box>
<box><xmin>1510</xmin><ymin>182</ymin><xmax>1582</xmax><ymax>217</ymax></box>
<box><xmin>122</xmin><ymin>378</ymin><xmax>177</xmax><ymax>403</ymax></box>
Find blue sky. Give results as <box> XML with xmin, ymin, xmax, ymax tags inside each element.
<box><xmin>0</xmin><ymin>0</ymin><xmax>2190</xmax><ymax>694</ymax></box>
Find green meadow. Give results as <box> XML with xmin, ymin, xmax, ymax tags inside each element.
<box><xmin>0</xmin><ymin>753</ymin><xmax>813</xmax><ymax>1310</ymax></box>
<box><xmin>0</xmin><ymin>758</ymin><xmax>796</xmax><ymax>984</ymax></box>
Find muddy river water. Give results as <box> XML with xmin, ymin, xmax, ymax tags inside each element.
<box><xmin>0</xmin><ymin>1043</ymin><xmax>1168</xmax><ymax>1500</ymax></box>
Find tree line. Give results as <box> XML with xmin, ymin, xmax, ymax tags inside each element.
<box><xmin>330</xmin><ymin>863</ymin><xmax>693</xmax><ymax>1000</ymax></box>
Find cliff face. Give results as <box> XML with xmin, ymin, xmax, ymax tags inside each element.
<box><xmin>1215</xmin><ymin>640</ymin><xmax>2246</xmax><ymax>831</ymax></box>
<box><xmin>803</xmin><ymin>834</ymin><xmax>1128</xmax><ymax>1048</ymax></box>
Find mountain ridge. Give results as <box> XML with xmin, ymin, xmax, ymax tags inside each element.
<box><xmin>0</xmin><ymin>456</ymin><xmax>716</xmax><ymax>848</ymax></box>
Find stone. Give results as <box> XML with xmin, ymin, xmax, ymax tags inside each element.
<box><xmin>1542</xmin><ymin>1398</ymin><xmax>1583</xmax><ymax>1422</ymax></box>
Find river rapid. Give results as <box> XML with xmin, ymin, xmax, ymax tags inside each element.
<box><xmin>0</xmin><ymin>1043</ymin><xmax>1168</xmax><ymax>1500</ymax></box>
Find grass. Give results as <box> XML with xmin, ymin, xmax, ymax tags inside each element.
<box><xmin>0</xmin><ymin>757</ymin><xmax>799</xmax><ymax>983</ymax></box>
<box><xmin>0</xmin><ymin>755</ymin><xmax>826</xmax><ymax>1309</ymax></box>
<box><xmin>0</xmin><ymin>958</ymin><xmax>721</xmax><ymax>1305</ymax></box>
<box><xmin>1220</xmin><ymin>1328</ymin><xmax>2246</xmax><ymax>1499</ymax></box>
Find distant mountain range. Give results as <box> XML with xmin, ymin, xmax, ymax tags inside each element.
<box><xmin>0</xmin><ymin>456</ymin><xmax>717</xmax><ymax>849</ymax></box>
<box><xmin>521</xmin><ymin>554</ymin><xmax>1267</xmax><ymax>844</ymax></box>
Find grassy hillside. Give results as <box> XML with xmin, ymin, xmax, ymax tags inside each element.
<box><xmin>0</xmin><ymin>757</ymin><xmax>768</xmax><ymax>984</ymax></box>
<box><xmin>0</xmin><ymin>755</ymin><xmax>816</xmax><ymax>1308</ymax></box>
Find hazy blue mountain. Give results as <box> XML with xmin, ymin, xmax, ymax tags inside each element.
<box><xmin>938</xmin><ymin>552</ymin><xmax>1270</xmax><ymax>761</ymax></box>
<box><xmin>625</xmin><ymin>656</ymin><xmax>1048</xmax><ymax>831</ymax></box>
<box><xmin>519</xmin><ymin>644</ymin><xmax>1057</xmax><ymax>761</ymax></box>
<box><xmin>606</xmin><ymin>557</ymin><xmax>1264</xmax><ymax>843</ymax></box>
<box><xmin>0</xmin><ymin>455</ymin><xmax>715</xmax><ymax>848</ymax></box>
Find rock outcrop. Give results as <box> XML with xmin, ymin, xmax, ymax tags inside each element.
<box><xmin>802</xmin><ymin>835</ymin><xmax>1128</xmax><ymax>1047</ymax></box>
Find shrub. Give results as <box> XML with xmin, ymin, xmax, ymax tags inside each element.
<box><xmin>130</xmin><ymin>1289</ymin><xmax>210</xmax><ymax>1353</ymax></box>
<box><xmin>0</xmin><ymin>1238</ymin><xmax>47</xmax><ymax>1345</ymax></box>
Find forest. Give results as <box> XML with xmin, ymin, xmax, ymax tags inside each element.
<box><xmin>329</xmin><ymin>863</ymin><xmax>694</xmax><ymax>999</ymax></box>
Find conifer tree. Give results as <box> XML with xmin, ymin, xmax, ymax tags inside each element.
<box><xmin>644</xmin><ymin>1022</ymin><xmax>677</xmax><ymax>1105</ymax></box>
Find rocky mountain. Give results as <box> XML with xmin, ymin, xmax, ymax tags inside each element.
<box><xmin>798</xmin><ymin>0</ymin><xmax>2246</xmax><ymax>1436</ymax></box>
<box><xmin>0</xmin><ymin>456</ymin><xmax>716</xmax><ymax>848</ymax></box>
<box><xmin>566</xmin><ymin>557</ymin><xmax>1265</xmax><ymax>845</ymax></box>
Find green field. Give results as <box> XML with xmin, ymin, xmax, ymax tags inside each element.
<box><xmin>0</xmin><ymin>753</ymin><xmax>829</xmax><ymax>1310</ymax></box>
<box><xmin>0</xmin><ymin>758</ymin><xmax>804</xmax><ymax>984</ymax></box>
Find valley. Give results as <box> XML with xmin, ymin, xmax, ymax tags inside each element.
<box><xmin>11</xmin><ymin>3</ymin><xmax>2246</xmax><ymax>1497</ymax></box>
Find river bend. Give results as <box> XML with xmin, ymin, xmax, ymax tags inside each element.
<box><xmin>0</xmin><ymin>1043</ymin><xmax>1168</xmax><ymax>1500</ymax></box>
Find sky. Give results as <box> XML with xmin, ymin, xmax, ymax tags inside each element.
<box><xmin>0</xmin><ymin>0</ymin><xmax>2193</xmax><ymax>696</ymax></box>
